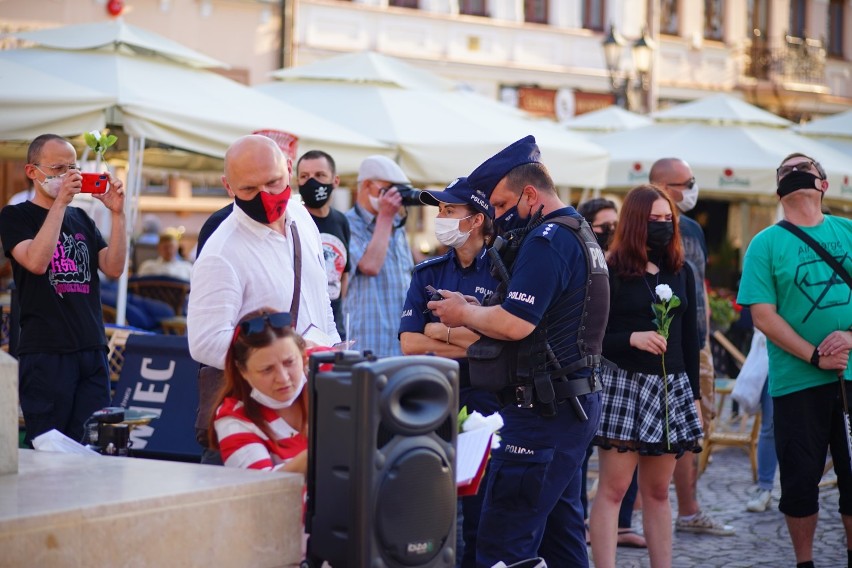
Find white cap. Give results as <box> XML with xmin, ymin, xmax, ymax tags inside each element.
<box><xmin>357</xmin><ymin>155</ymin><xmax>410</xmax><ymax>184</ymax></box>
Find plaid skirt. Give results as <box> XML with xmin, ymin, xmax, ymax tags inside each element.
<box><xmin>593</xmin><ymin>365</ymin><xmax>703</xmax><ymax>457</ymax></box>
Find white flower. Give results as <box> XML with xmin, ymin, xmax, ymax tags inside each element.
<box><xmin>462</xmin><ymin>410</ymin><xmax>504</xmax><ymax>434</ymax></box>
<box><xmin>656</xmin><ymin>284</ymin><xmax>673</xmax><ymax>302</ymax></box>
<box><xmin>88</xmin><ymin>130</ymin><xmax>102</xmax><ymax>141</ymax></box>
<box><xmin>462</xmin><ymin>411</ymin><xmax>487</xmax><ymax>432</ymax></box>
<box><xmin>483</xmin><ymin>412</ymin><xmax>504</xmax><ymax>433</ymax></box>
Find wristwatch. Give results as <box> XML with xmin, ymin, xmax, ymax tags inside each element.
<box><xmin>810</xmin><ymin>347</ymin><xmax>821</xmax><ymax>368</ymax></box>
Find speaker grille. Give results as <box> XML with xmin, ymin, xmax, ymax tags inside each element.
<box><xmin>434</xmin><ymin>416</ymin><xmax>453</xmax><ymax>444</ymax></box>
<box><xmin>377</xmin><ymin>422</ymin><xmax>394</xmax><ymax>449</ymax></box>
<box><xmin>375</xmin><ymin>447</ymin><xmax>455</xmax><ymax>566</ymax></box>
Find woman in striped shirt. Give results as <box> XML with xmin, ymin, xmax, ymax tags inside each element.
<box><xmin>209</xmin><ymin>309</ymin><xmax>308</xmax><ymax>473</ymax></box>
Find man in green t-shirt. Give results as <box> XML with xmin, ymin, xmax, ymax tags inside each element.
<box><xmin>738</xmin><ymin>152</ymin><xmax>852</xmax><ymax>568</ymax></box>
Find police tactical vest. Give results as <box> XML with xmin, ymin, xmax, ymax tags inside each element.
<box><xmin>467</xmin><ymin>214</ymin><xmax>609</xmax><ymax>394</ymax></box>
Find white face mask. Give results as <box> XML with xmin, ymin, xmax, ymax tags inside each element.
<box><xmin>368</xmin><ymin>194</ymin><xmax>381</xmax><ymax>213</ymax></box>
<box><xmin>677</xmin><ymin>183</ymin><xmax>699</xmax><ymax>212</ymax></box>
<box><xmin>249</xmin><ymin>372</ymin><xmax>306</xmax><ymax>410</ymax></box>
<box><xmin>36</xmin><ymin>168</ymin><xmax>65</xmax><ymax>198</ymax></box>
<box><xmin>434</xmin><ymin>214</ymin><xmax>473</xmax><ymax>248</ymax></box>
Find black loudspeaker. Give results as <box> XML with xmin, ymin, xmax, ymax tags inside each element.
<box><xmin>305</xmin><ymin>352</ymin><xmax>459</xmax><ymax>568</ymax></box>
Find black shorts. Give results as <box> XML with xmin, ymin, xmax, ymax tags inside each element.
<box><xmin>774</xmin><ymin>380</ymin><xmax>852</xmax><ymax>518</ymax></box>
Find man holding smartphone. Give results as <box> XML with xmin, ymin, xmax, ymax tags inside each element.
<box><xmin>0</xmin><ymin>133</ymin><xmax>126</xmax><ymax>446</ymax></box>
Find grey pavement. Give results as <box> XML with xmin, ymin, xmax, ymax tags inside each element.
<box><xmin>589</xmin><ymin>447</ymin><xmax>846</xmax><ymax>568</ymax></box>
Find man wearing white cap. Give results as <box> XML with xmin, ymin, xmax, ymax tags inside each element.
<box><xmin>344</xmin><ymin>155</ymin><xmax>415</xmax><ymax>357</ymax></box>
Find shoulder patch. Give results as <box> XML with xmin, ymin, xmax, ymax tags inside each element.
<box><xmin>530</xmin><ymin>222</ymin><xmax>562</xmax><ymax>242</ymax></box>
<box><xmin>413</xmin><ymin>252</ymin><xmax>450</xmax><ymax>272</ymax></box>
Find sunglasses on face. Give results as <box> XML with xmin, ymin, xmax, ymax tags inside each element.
<box><xmin>592</xmin><ymin>222</ymin><xmax>617</xmax><ymax>232</ymax></box>
<box><xmin>777</xmin><ymin>160</ymin><xmax>817</xmax><ymax>179</ymax></box>
<box><xmin>667</xmin><ymin>177</ymin><xmax>695</xmax><ymax>190</ymax></box>
<box><xmin>233</xmin><ymin>312</ymin><xmax>292</xmax><ymax>342</ymax></box>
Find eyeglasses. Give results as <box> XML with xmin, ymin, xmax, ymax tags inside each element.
<box><xmin>592</xmin><ymin>222</ymin><xmax>617</xmax><ymax>232</ymax></box>
<box><xmin>667</xmin><ymin>177</ymin><xmax>695</xmax><ymax>190</ymax></box>
<box><xmin>777</xmin><ymin>160</ymin><xmax>817</xmax><ymax>179</ymax></box>
<box><xmin>233</xmin><ymin>312</ymin><xmax>292</xmax><ymax>342</ymax></box>
<box><xmin>33</xmin><ymin>163</ymin><xmax>80</xmax><ymax>175</ymax></box>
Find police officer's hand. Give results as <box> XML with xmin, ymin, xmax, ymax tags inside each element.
<box><xmin>427</xmin><ymin>289</ymin><xmax>467</xmax><ymax>328</ymax></box>
<box><xmin>377</xmin><ymin>186</ymin><xmax>403</xmax><ymax>220</ymax></box>
<box><xmin>461</xmin><ymin>294</ymin><xmax>481</xmax><ymax>306</ymax></box>
<box><xmin>817</xmin><ymin>330</ymin><xmax>852</xmax><ymax>358</ymax></box>
<box><xmin>630</xmin><ymin>330</ymin><xmax>667</xmax><ymax>355</ymax></box>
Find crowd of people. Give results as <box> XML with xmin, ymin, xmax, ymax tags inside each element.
<box><xmin>2</xmin><ymin>131</ymin><xmax>850</xmax><ymax>568</ymax></box>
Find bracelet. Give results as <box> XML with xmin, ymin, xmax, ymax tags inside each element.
<box><xmin>446</xmin><ymin>326</ymin><xmax>451</xmax><ymax>344</ymax></box>
<box><xmin>810</xmin><ymin>347</ymin><xmax>820</xmax><ymax>368</ymax></box>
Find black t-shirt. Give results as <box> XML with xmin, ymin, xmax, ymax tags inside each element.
<box><xmin>602</xmin><ymin>266</ymin><xmax>700</xmax><ymax>399</ymax></box>
<box><xmin>0</xmin><ymin>202</ymin><xmax>108</xmax><ymax>353</ymax></box>
<box><xmin>195</xmin><ymin>204</ymin><xmax>233</xmax><ymax>257</ymax></box>
<box><xmin>310</xmin><ymin>208</ymin><xmax>351</xmax><ymax>339</ymax></box>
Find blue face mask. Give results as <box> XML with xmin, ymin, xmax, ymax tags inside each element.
<box><xmin>494</xmin><ymin>191</ymin><xmax>527</xmax><ymax>234</ymax></box>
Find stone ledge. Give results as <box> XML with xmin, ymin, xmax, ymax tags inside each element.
<box><xmin>0</xmin><ymin>450</ymin><xmax>304</xmax><ymax>568</ymax></box>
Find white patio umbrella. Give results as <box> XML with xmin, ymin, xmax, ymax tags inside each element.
<box><xmin>14</xmin><ymin>19</ymin><xmax>225</xmax><ymax>68</ymax></box>
<box><xmin>0</xmin><ymin>58</ymin><xmax>114</xmax><ymax>140</ymax></box>
<box><xmin>796</xmin><ymin>108</ymin><xmax>852</xmax><ymax>151</ymax></box>
<box><xmin>2</xmin><ymin>22</ymin><xmax>390</xmax><ymax>324</ymax></box>
<box><xmin>563</xmin><ymin>105</ymin><xmax>653</xmax><ymax>136</ymax></box>
<box><xmin>257</xmin><ymin>51</ymin><xmax>609</xmax><ymax>187</ymax></box>
<box><xmin>594</xmin><ymin>94</ymin><xmax>852</xmax><ymax>203</ymax></box>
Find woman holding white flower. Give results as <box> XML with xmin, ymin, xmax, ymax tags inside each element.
<box><xmin>589</xmin><ymin>185</ymin><xmax>702</xmax><ymax>568</ymax></box>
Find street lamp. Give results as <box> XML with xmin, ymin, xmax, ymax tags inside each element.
<box><xmin>602</xmin><ymin>24</ymin><xmax>654</xmax><ymax>113</ymax></box>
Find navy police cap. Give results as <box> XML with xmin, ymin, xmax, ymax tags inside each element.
<box><xmin>420</xmin><ymin>177</ymin><xmax>494</xmax><ymax>218</ymax></box>
<box><xmin>467</xmin><ymin>135</ymin><xmax>541</xmax><ymax>198</ymax></box>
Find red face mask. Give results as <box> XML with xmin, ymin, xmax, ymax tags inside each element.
<box><xmin>234</xmin><ymin>186</ymin><xmax>291</xmax><ymax>224</ymax></box>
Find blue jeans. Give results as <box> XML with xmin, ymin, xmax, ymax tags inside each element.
<box><xmin>757</xmin><ymin>380</ymin><xmax>777</xmax><ymax>491</ymax></box>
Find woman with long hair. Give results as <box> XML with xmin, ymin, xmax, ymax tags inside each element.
<box><xmin>589</xmin><ymin>185</ymin><xmax>702</xmax><ymax>568</ymax></box>
<box><xmin>209</xmin><ymin>308</ymin><xmax>309</xmax><ymax>473</ymax></box>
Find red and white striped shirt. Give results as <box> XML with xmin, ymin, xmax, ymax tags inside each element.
<box><xmin>214</xmin><ymin>397</ymin><xmax>307</xmax><ymax>471</ymax></box>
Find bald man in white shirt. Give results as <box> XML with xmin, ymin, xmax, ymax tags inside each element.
<box><xmin>188</xmin><ymin>135</ymin><xmax>339</xmax><ymax>460</ymax></box>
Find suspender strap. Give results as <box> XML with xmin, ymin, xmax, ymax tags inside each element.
<box><xmin>289</xmin><ymin>222</ymin><xmax>302</xmax><ymax>325</ymax></box>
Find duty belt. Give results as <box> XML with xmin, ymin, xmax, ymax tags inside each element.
<box><xmin>511</xmin><ymin>371</ymin><xmax>602</xmax><ymax>420</ymax></box>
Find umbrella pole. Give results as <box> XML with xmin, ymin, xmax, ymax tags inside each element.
<box><xmin>839</xmin><ymin>371</ymin><xmax>852</xmax><ymax>475</ymax></box>
<box><xmin>115</xmin><ymin>135</ymin><xmax>145</xmax><ymax>327</ymax></box>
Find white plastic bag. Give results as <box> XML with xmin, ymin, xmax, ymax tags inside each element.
<box><xmin>731</xmin><ymin>329</ymin><xmax>769</xmax><ymax>415</ymax></box>
<box><xmin>32</xmin><ymin>429</ymin><xmax>102</xmax><ymax>456</ymax></box>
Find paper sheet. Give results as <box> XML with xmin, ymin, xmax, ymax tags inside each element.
<box><xmin>456</xmin><ymin>427</ymin><xmax>492</xmax><ymax>486</ymax></box>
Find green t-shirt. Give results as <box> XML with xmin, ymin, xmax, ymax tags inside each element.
<box><xmin>738</xmin><ymin>215</ymin><xmax>852</xmax><ymax>397</ymax></box>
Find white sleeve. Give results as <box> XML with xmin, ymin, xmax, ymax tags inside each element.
<box><xmin>187</xmin><ymin>253</ymin><xmax>242</xmax><ymax>369</ymax></box>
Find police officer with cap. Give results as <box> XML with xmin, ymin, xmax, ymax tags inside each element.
<box><xmin>399</xmin><ymin>176</ymin><xmax>501</xmax><ymax>567</ymax></box>
<box><xmin>428</xmin><ymin>136</ymin><xmax>608</xmax><ymax>567</ymax></box>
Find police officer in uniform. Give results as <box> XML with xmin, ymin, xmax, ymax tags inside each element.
<box><xmin>429</xmin><ymin>136</ymin><xmax>608</xmax><ymax>567</ymax></box>
<box><xmin>399</xmin><ymin>177</ymin><xmax>501</xmax><ymax>567</ymax></box>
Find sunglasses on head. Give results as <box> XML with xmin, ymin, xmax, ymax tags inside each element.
<box><xmin>233</xmin><ymin>312</ymin><xmax>292</xmax><ymax>342</ymax></box>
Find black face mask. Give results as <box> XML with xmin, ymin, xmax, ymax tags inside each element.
<box><xmin>646</xmin><ymin>221</ymin><xmax>674</xmax><ymax>254</ymax></box>
<box><xmin>234</xmin><ymin>186</ymin><xmax>291</xmax><ymax>225</ymax></box>
<box><xmin>594</xmin><ymin>227</ymin><xmax>614</xmax><ymax>251</ymax></box>
<box><xmin>494</xmin><ymin>192</ymin><xmax>527</xmax><ymax>235</ymax></box>
<box><xmin>777</xmin><ymin>170</ymin><xmax>821</xmax><ymax>198</ymax></box>
<box><xmin>298</xmin><ymin>177</ymin><xmax>333</xmax><ymax>209</ymax></box>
